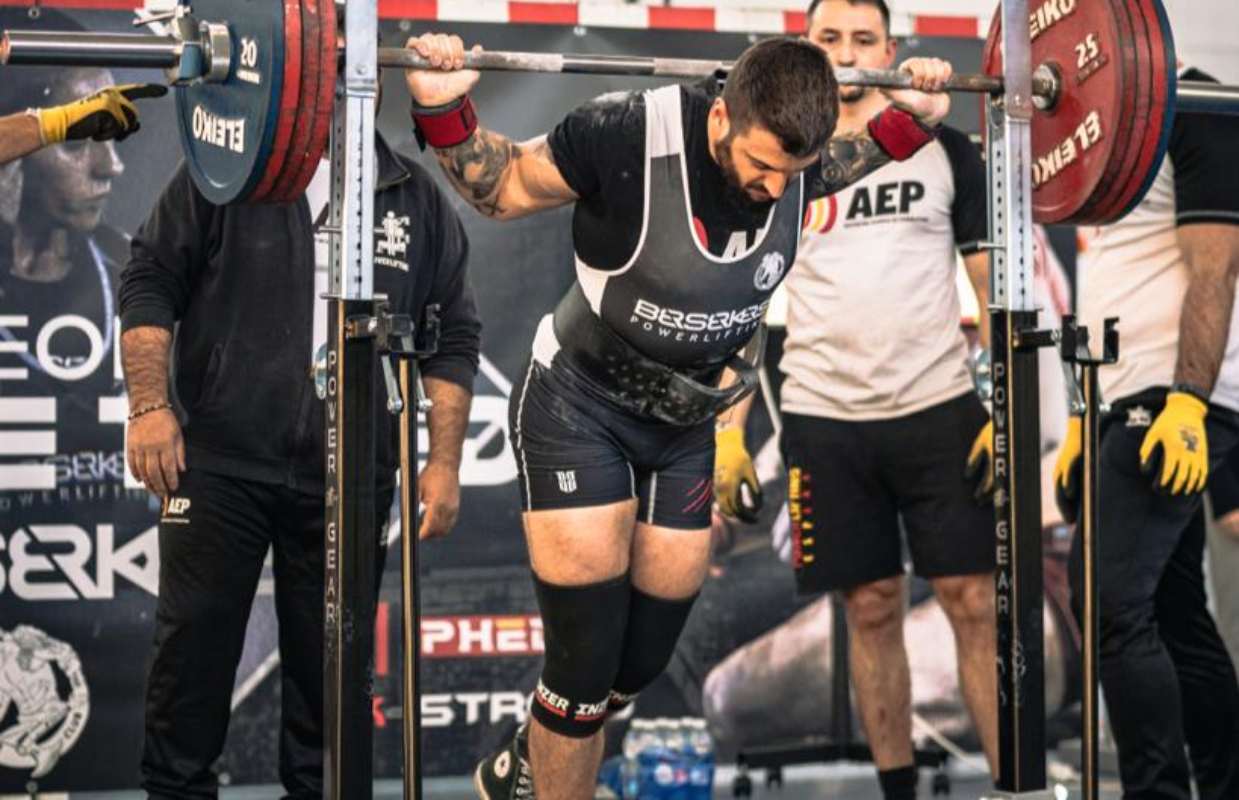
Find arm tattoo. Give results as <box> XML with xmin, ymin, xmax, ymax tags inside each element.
<box><xmin>816</xmin><ymin>132</ymin><xmax>893</xmax><ymax>196</ymax></box>
<box><xmin>433</xmin><ymin>128</ymin><xmax>519</xmax><ymax>217</ymax></box>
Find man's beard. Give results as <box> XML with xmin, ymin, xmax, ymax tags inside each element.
<box><xmin>713</xmin><ymin>132</ymin><xmax>769</xmax><ymax>211</ymax></box>
<box><xmin>839</xmin><ymin>85</ymin><xmax>870</xmax><ymax>104</ymax></box>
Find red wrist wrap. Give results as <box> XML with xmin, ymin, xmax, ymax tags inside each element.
<box><xmin>412</xmin><ymin>96</ymin><xmax>478</xmax><ymax>149</ymax></box>
<box><xmin>868</xmin><ymin>108</ymin><xmax>935</xmax><ymax>161</ymax></box>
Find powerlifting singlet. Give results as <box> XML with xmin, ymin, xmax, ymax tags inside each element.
<box><xmin>531</xmin><ymin>85</ymin><xmax>803</xmax><ymax>423</ymax></box>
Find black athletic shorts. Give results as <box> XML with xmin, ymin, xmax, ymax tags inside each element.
<box><xmin>508</xmin><ymin>359</ymin><xmax>715</xmax><ymax>529</ymax></box>
<box><xmin>781</xmin><ymin>391</ymin><xmax>994</xmax><ymax>594</ymax></box>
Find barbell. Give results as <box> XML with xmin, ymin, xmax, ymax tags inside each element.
<box><xmin>2</xmin><ymin>0</ymin><xmax>1236</xmax><ymax>217</ymax></box>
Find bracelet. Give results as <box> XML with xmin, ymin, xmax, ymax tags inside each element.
<box><xmin>128</xmin><ymin>401</ymin><xmax>172</xmax><ymax>421</ymax></box>
<box><xmin>868</xmin><ymin>107</ymin><xmax>935</xmax><ymax>161</ymax></box>
<box><xmin>411</xmin><ymin>95</ymin><xmax>478</xmax><ymax>150</ymax></box>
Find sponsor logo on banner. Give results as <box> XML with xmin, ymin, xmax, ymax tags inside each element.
<box><xmin>418</xmin><ymin>691</ymin><xmax>529</xmax><ymax>729</ymax></box>
<box><xmin>0</xmin><ymin>525</ymin><xmax>160</xmax><ymax>600</ymax></box>
<box><xmin>374</xmin><ymin>211</ymin><xmax>412</xmax><ymax>271</ymax></box>
<box><xmin>753</xmin><ymin>252</ymin><xmax>785</xmax><ymax>291</ymax></box>
<box><xmin>0</xmin><ymin>625</ymin><xmax>89</xmax><ymax>779</ymax></box>
<box><xmin>420</xmin><ymin>615</ymin><xmax>544</xmax><ymax>659</ymax></box>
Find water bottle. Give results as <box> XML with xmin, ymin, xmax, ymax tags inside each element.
<box><xmin>685</xmin><ymin>719</ymin><xmax>715</xmax><ymax>800</ymax></box>
<box><xmin>621</xmin><ymin>720</ymin><xmax>648</xmax><ymax>800</ymax></box>
<box><xmin>597</xmin><ymin>755</ymin><xmax>623</xmax><ymax>798</ymax></box>
<box><xmin>673</xmin><ymin>718</ymin><xmax>694</xmax><ymax>800</ymax></box>
<box><xmin>649</xmin><ymin>718</ymin><xmax>688</xmax><ymax>800</ymax></box>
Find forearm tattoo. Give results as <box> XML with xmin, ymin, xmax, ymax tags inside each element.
<box><xmin>816</xmin><ymin>132</ymin><xmax>893</xmax><ymax>196</ymax></box>
<box><xmin>434</xmin><ymin>128</ymin><xmax>527</xmax><ymax>217</ymax></box>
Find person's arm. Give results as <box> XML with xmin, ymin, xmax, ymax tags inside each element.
<box><xmin>416</xmin><ymin>188</ymin><xmax>480</xmax><ymax>539</ymax></box>
<box><xmin>121</xmin><ymin>326</ymin><xmax>183</xmax><ymax>498</ymax></box>
<box><xmin>119</xmin><ymin>165</ymin><xmax>213</xmax><ymax>497</ymax></box>
<box><xmin>810</xmin><ymin>58</ymin><xmax>954</xmax><ymax>198</ymax></box>
<box><xmin>403</xmin><ymin>34</ymin><xmax>577</xmax><ymax>220</ymax></box>
<box><xmin>0</xmin><ymin>112</ymin><xmax>42</xmax><ymax>165</ymax></box>
<box><xmin>936</xmin><ymin>126</ymin><xmax>992</xmax><ymax>348</ymax></box>
<box><xmin>964</xmin><ymin>251</ymin><xmax>991</xmax><ymax>348</ymax></box>
<box><xmin>0</xmin><ymin>84</ymin><xmax>167</xmax><ymax>166</ymax></box>
<box><xmin>714</xmin><ymin>369</ymin><xmax>762</xmax><ymax>522</ymax></box>
<box><xmin>1139</xmin><ymin>105</ymin><xmax>1239</xmax><ymax>494</ymax></box>
<box><xmin>1174</xmin><ymin>225</ymin><xmax>1239</xmax><ymax>394</ymax></box>
<box><xmin>432</xmin><ymin>132</ymin><xmax>577</xmax><ymax>220</ymax></box>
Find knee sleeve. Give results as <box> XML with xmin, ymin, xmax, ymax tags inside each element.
<box><xmin>608</xmin><ymin>588</ymin><xmax>699</xmax><ymax>713</ymax></box>
<box><xmin>531</xmin><ymin>573</ymin><xmax>631</xmax><ymax>738</ymax></box>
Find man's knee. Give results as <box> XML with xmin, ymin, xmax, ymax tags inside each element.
<box><xmin>531</xmin><ymin>573</ymin><xmax>631</xmax><ymax>738</ymax></box>
<box><xmin>933</xmin><ymin>573</ymin><xmax>995</xmax><ymax>629</ymax></box>
<box><xmin>608</xmin><ymin>588</ymin><xmax>699</xmax><ymax>713</ymax></box>
<box><xmin>844</xmin><ymin>576</ymin><xmax>904</xmax><ymax>634</ymax></box>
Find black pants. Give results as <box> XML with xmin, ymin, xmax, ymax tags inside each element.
<box><xmin>1069</xmin><ymin>390</ymin><xmax>1239</xmax><ymax>800</ymax></box>
<box><xmin>140</xmin><ymin>468</ymin><xmax>390</xmax><ymax>799</ymax></box>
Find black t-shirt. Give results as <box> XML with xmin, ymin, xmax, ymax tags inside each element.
<box><xmin>1171</xmin><ymin>68</ymin><xmax>1239</xmax><ymax>225</ymax></box>
<box><xmin>550</xmin><ymin>83</ymin><xmax>828</xmax><ymax>271</ymax></box>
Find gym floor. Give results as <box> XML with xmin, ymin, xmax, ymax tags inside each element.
<box><xmin>59</xmin><ymin>762</ymin><xmax>1122</xmax><ymax>799</ymax></box>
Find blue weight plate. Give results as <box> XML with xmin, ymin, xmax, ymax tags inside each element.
<box><xmin>175</xmin><ymin>0</ymin><xmax>284</xmax><ymax>205</ymax></box>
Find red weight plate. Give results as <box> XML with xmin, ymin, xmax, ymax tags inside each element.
<box><xmin>267</xmin><ymin>0</ymin><xmax>322</xmax><ymax>201</ymax></box>
<box><xmin>1112</xmin><ymin>0</ymin><xmax>1176</xmax><ymax>220</ymax></box>
<box><xmin>1070</xmin><ymin>0</ymin><xmax>1143</xmax><ymax>222</ymax></box>
<box><xmin>983</xmin><ymin>2</ymin><xmax>1133</xmax><ymax>224</ymax></box>
<box><xmin>275</xmin><ymin>0</ymin><xmax>336</xmax><ymax>202</ymax></box>
<box><xmin>1093</xmin><ymin>0</ymin><xmax>1175</xmax><ymax>222</ymax></box>
<box><xmin>1081</xmin><ymin>0</ymin><xmax>1150</xmax><ymax>221</ymax></box>
<box><xmin>248</xmin><ymin>0</ymin><xmax>303</xmax><ymax>202</ymax></box>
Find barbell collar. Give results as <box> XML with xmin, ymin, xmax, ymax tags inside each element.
<box><xmin>1</xmin><ymin>30</ymin><xmax>181</xmax><ymax>68</ymax></box>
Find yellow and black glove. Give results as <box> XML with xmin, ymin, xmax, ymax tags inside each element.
<box><xmin>37</xmin><ymin>83</ymin><xmax>168</xmax><ymax>145</ymax></box>
<box><xmin>1140</xmin><ymin>391</ymin><xmax>1209</xmax><ymax>495</ymax></box>
<box><xmin>714</xmin><ymin>425</ymin><xmax>762</xmax><ymax>523</ymax></box>
<box><xmin>1053</xmin><ymin>416</ymin><xmax>1083</xmax><ymax>524</ymax></box>
<box><xmin>964</xmin><ymin>419</ymin><xmax>994</xmax><ymax>503</ymax></box>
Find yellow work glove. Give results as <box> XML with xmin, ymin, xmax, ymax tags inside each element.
<box><xmin>714</xmin><ymin>426</ymin><xmax>761</xmax><ymax>523</ymax></box>
<box><xmin>964</xmin><ymin>419</ymin><xmax>994</xmax><ymax>503</ymax></box>
<box><xmin>37</xmin><ymin>83</ymin><xmax>167</xmax><ymax>145</ymax></box>
<box><xmin>1053</xmin><ymin>416</ymin><xmax>1083</xmax><ymax>524</ymax></box>
<box><xmin>1140</xmin><ymin>391</ymin><xmax>1209</xmax><ymax>495</ymax></box>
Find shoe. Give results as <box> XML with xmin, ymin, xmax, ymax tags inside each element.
<box><xmin>474</xmin><ymin>723</ymin><xmax>535</xmax><ymax>799</ymax></box>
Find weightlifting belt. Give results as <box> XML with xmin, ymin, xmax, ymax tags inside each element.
<box><xmin>552</xmin><ymin>286</ymin><xmax>765</xmax><ymax>427</ymax></box>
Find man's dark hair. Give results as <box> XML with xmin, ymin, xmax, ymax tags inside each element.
<box><xmin>722</xmin><ymin>37</ymin><xmax>839</xmax><ymax>158</ymax></box>
<box><xmin>805</xmin><ymin>0</ymin><xmax>892</xmax><ymax>35</ymax></box>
